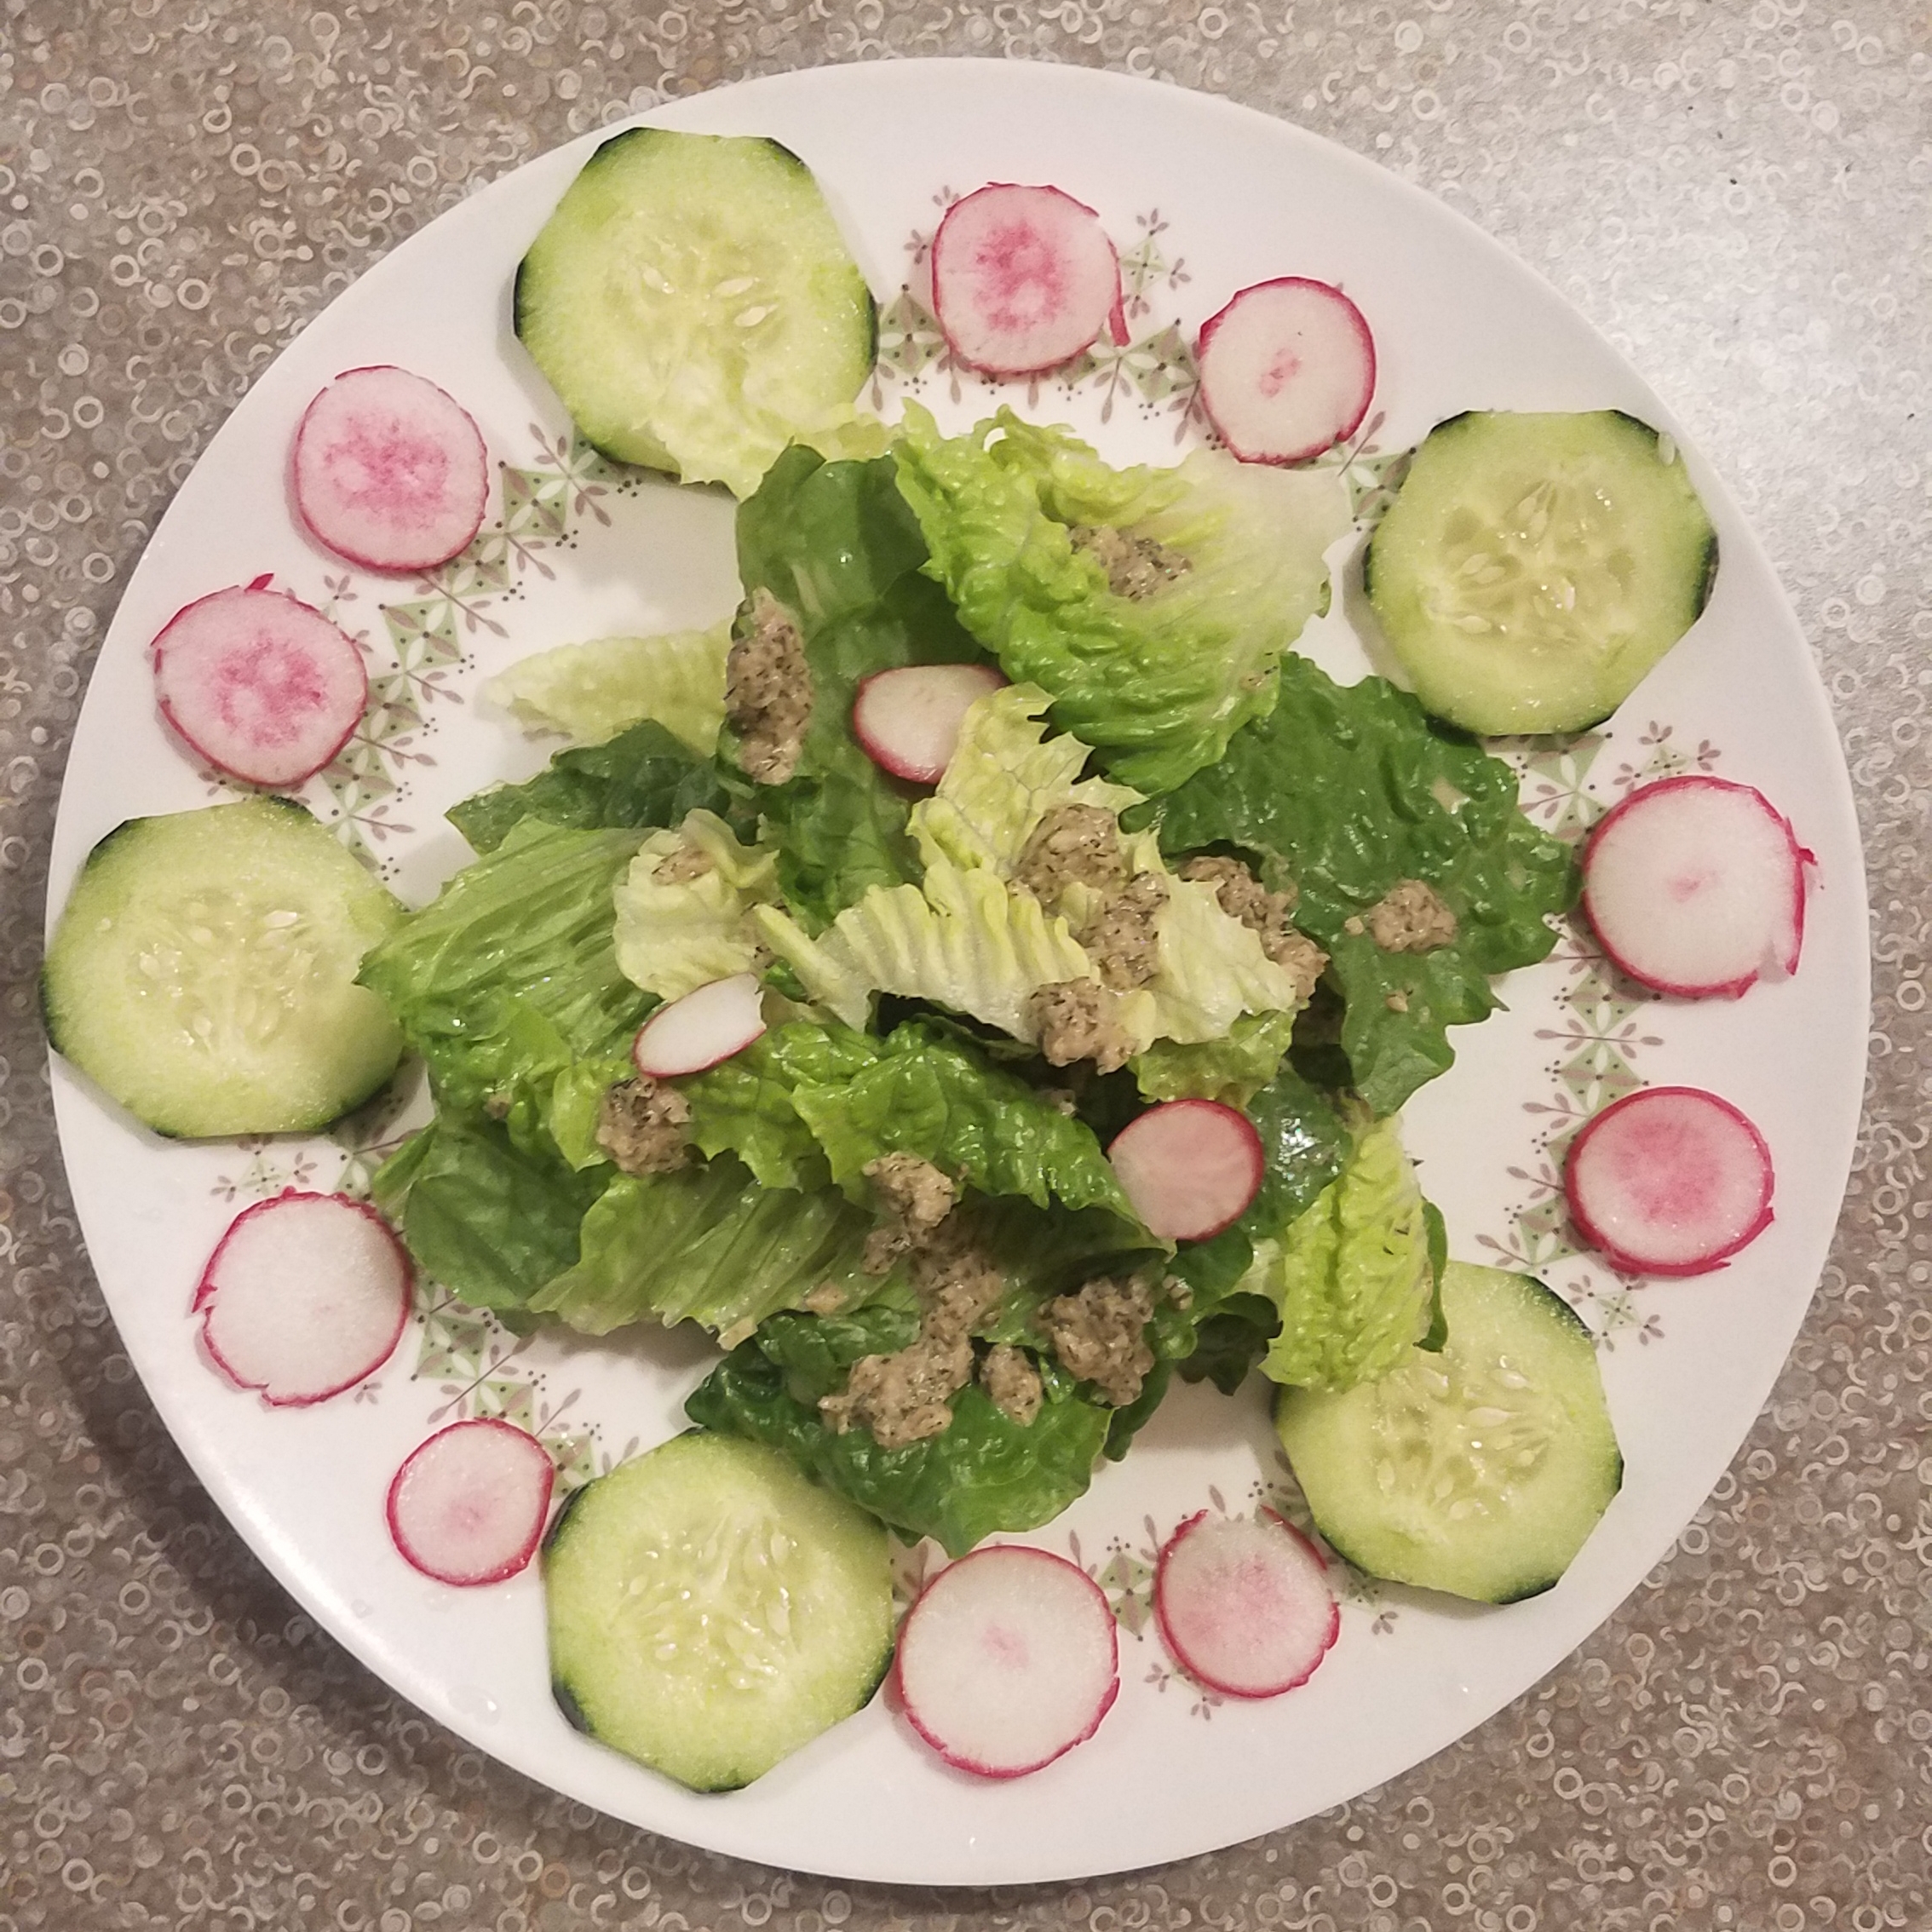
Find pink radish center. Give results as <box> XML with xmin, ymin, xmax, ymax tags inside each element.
<box><xmin>323</xmin><ymin>416</ymin><xmax>453</xmax><ymax>530</ymax></box>
<box><xmin>388</xmin><ymin>1420</ymin><xmax>555</xmax><ymax>1585</ymax></box>
<box><xmin>973</xmin><ymin>220</ymin><xmax>1067</xmax><ymax>331</ymax></box>
<box><xmin>211</xmin><ymin>631</ymin><xmax>335</xmax><ymax>747</ymax></box>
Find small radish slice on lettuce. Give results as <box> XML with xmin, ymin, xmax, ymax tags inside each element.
<box><xmin>931</xmin><ymin>184</ymin><xmax>1124</xmax><ymax>376</ymax></box>
<box><xmin>387</xmin><ymin>1418</ymin><xmax>555</xmax><ymax>1587</ymax></box>
<box><xmin>1196</xmin><ymin>278</ymin><xmax>1376</xmax><ymax>464</ymax></box>
<box><xmin>632</xmin><ymin>973</ymin><xmax>767</xmax><ymax>1078</ymax></box>
<box><xmin>894</xmin><ymin>1544</ymin><xmax>1119</xmax><ymax>1778</ymax></box>
<box><xmin>852</xmin><ymin>662</ymin><xmax>1008</xmax><ymax>784</ymax></box>
<box><xmin>194</xmin><ymin>1190</ymin><xmax>411</xmax><ymax>1405</ymax></box>
<box><xmin>292</xmin><ymin>365</ymin><xmax>490</xmax><ymax>572</ymax></box>
<box><xmin>1582</xmin><ymin>775</ymin><xmax>1812</xmax><ymax>998</ymax></box>
<box><xmin>1108</xmin><ymin>1099</ymin><xmax>1263</xmax><ymax>1242</ymax></box>
<box><xmin>1154</xmin><ymin>1509</ymin><xmax>1339</xmax><ymax>1699</ymax></box>
<box><xmin>1564</xmin><ymin>1085</ymin><xmax>1774</xmax><ymax>1277</ymax></box>
<box><xmin>152</xmin><ymin>582</ymin><xmax>368</xmax><ymax>788</ymax></box>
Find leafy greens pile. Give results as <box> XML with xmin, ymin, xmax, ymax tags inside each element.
<box><xmin>361</xmin><ymin>406</ymin><xmax>1578</xmax><ymax>1555</ymax></box>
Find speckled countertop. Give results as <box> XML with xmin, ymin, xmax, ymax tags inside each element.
<box><xmin>3</xmin><ymin>4</ymin><xmax>1928</xmax><ymax>1928</ymax></box>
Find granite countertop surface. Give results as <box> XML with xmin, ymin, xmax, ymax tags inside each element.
<box><xmin>2</xmin><ymin>3</ymin><xmax>1927</xmax><ymax>1927</ymax></box>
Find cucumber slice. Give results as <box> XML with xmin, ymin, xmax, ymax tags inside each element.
<box><xmin>545</xmin><ymin>1432</ymin><xmax>893</xmax><ymax>1791</ymax></box>
<box><xmin>1274</xmin><ymin>1261</ymin><xmax>1621</xmax><ymax>1604</ymax></box>
<box><xmin>1364</xmin><ymin>411</ymin><xmax>1717</xmax><ymax>734</ymax></box>
<box><xmin>43</xmin><ymin>799</ymin><xmax>405</xmax><ymax>1138</ymax></box>
<box><xmin>515</xmin><ymin>128</ymin><xmax>877</xmax><ymax>499</ymax></box>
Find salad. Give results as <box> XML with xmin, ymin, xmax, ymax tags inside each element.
<box><xmin>45</xmin><ymin>114</ymin><xmax>1775</xmax><ymax>1805</ymax></box>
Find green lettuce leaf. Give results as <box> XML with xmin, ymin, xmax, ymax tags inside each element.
<box><xmin>907</xmin><ymin>681</ymin><xmax>1141</xmax><ymax>876</ymax></box>
<box><xmin>612</xmin><ymin>809</ymin><xmax>781</xmax><ymax>1000</ymax></box>
<box><xmin>356</xmin><ymin>819</ymin><xmax>652</xmax><ymax>1119</ymax></box>
<box><xmin>371</xmin><ymin>1109</ymin><xmax>604</xmax><ymax>1319</ymax></box>
<box><xmin>733</xmin><ymin>445</ymin><xmax>992</xmax><ymax>927</ymax></box>
<box><xmin>1153</xmin><ymin>653</ymin><xmax>1579</xmax><ymax>1113</ymax></box>
<box><xmin>526</xmin><ymin>1156</ymin><xmax>879</xmax><ymax>1341</ymax></box>
<box><xmin>1253</xmin><ymin>1113</ymin><xmax>1439</xmax><ymax>1392</ymax></box>
<box><xmin>892</xmin><ymin>405</ymin><xmax>1348</xmax><ymax>792</ymax></box>
<box><xmin>687</xmin><ymin>1322</ymin><xmax>1111</xmax><ymax>1556</ymax></box>
<box><xmin>1132</xmin><ymin>1008</ymin><xmax>1302</xmax><ymax>1107</ymax></box>
<box><xmin>446</xmin><ymin>720</ymin><xmax>735</xmax><ymax>857</ymax></box>
<box><xmin>482</xmin><ymin>622</ymin><xmax>733</xmax><ymax>754</ymax></box>
<box><xmin>681</xmin><ymin>1018</ymin><xmax>1144</xmax><ymax>1236</ymax></box>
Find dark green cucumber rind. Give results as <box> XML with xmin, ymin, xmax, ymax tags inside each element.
<box><xmin>1365</xmin><ymin>410</ymin><xmax>1718</xmax><ymax>735</ymax></box>
<box><xmin>1275</xmin><ymin>1262</ymin><xmax>1622</xmax><ymax>1605</ymax></box>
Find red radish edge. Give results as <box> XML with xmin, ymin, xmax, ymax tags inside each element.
<box><xmin>632</xmin><ymin>973</ymin><xmax>768</xmax><ymax>1078</ymax></box>
<box><xmin>1108</xmin><ymin>1099</ymin><xmax>1264</xmax><ymax>1242</ymax></box>
<box><xmin>193</xmin><ymin>1189</ymin><xmax>411</xmax><ymax>1406</ymax></box>
<box><xmin>1564</xmin><ymin>1085</ymin><xmax>1775</xmax><ymax>1278</ymax></box>
<box><xmin>1581</xmin><ymin>774</ymin><xmax>1814</xmax><ymax>999</ymax></box>
<box><xmin>893</xmin><ymin>1544</ymin><xmax>1120</xmax><ymax>1778</ymax></box>
<box><xmin>1195</xmin><ymin>277</ymin><xmax>1377</xmax><ymax>465</ymax></box>
<box><xmin>386</xmin><ymin>1419</ymin><xmax>555</xmax><ymax>1587</ymax></box>
<box><xmin>1154</xmin><ymin>1509</ymin><xmax>1339</xmax><ymax>1699</ymax></box>
<box><xmin>931</xmin><ymin>183</ymin><xmax>1124</xmax><ymax>377</ymax></box>
<box><xmin>151</xmin><ymin>582</ymin><xmax>369</xmax><ymax>789</ymax></box>
<box><xmin>291</xmin><ymin>365</ymin><xmax>490</xmax><ymax>573</ymax></box>
<box><xmin>851</xmin><ymin>662</ymin><xmax>1009</xmax><ymax>785</ymax></box>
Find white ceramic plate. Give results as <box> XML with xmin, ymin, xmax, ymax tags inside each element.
<box><xmin>46</xmin><ymin>59</ymin><xmax>1868</xmax><ymax>1886</ymax></box>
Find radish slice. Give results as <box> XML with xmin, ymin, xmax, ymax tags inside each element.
<box><xmin>151</xmin><ymin>583</ymin><xmax>368</xmax><ymax>788</ymax></box>
<box><xmin>931</xmin><ymin>184</ymin><xmax>1124</xmax><ymax>376</ymax></box>
<box><xmin>1564</xmin><ymin>1085</ymin><xmax>1774</xmax><ymax>1277</ymax></box>
<box><xmin>386</xmin><ymin>1419</ymin><xmax>555</xmax><ymax>1587</ymax></box>
<box><xmin>193</xmin><ymin>1190</ymin><xmax>411</xmax><ymax>1406</ymax></box>
<box><xmin>1154</xmin><ymin>1509</ymin><xmax>1339</xmax><ymax>1699</ymax></box>
<box><xmin>632</xmin><ymin>973</ymin><xmax>767</xmax><ymax>1078</ymax></box>
<box><xmin>291</xmin><ymin>365</ymin><xmax>490</xmax><ymax>572</ymax></box>
<box><xmin>852</xmin><ymin>662</ymin><xmax>1008</xmax><ymax>784</ymax></box>
<box><xmin>894</xmin><ymin>1544</ymin><xmax>1119</xmax><ymax>1777</ymax></box>
<box><xmin>1196</xmin><ymin>278</ymin><xmax>1377</xmax><ymax>464</ymax></box>
<box><xmin>1108</xmin><ymin>1099</ymin><xmax>1264</xmax><ymax>1242</ymax></box>
<box><xmin>1582</xmin><ymin>775</ymin><xmax>1813</xmax><ymax>998</ymax></box>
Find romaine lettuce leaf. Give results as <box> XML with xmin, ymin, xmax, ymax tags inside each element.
<box><xmin>1253</xmin><ymin>1113</ymin><xmax>1439</xmax><ymax>1392</ymax></box>
<box><xmin>681</xmin><ymin>1018</ymin><xmax>1145</xmax><ymax>1237</ymax></box>
<box><xmin>687</xmin><ymin>1321</ymin><xmax>1111</xmax><ymax>1557</ymax></box>
<box><xmin>371</xmin><ymin>1109</ymin><xmax>604</xmax><ymax>1320</ymax></box>
<box><xmin>481</xmin><ymin>622</ymin><xmax>733</xmax><ymax>754</ymax></box>
<box><xmin>526</xmin><ymin>1155</ymin><xmax>879</xmax><ymax>1341</ymax></box>
<box><xmin>612</xmin><ymin>808</ymin><xmax>780</xmax><ymax>1000</ymax></box>
<box><xmin>1132</xmin><ymin>1008</ymin><xmax>1302</xmax><ymax>1107</ymax></box>
<box><xmin>733</xmin><ymin>445</ymin><xmax>993</xmax><ymax>927</ymax></box>
<box><xmin>893</xmin><ymin>405</ymin><xmax>1348</xmax><ymax>792</ymax></box>
<box><xmin>446</xmin><ymin>720</ymin><xmax>736</xmax><ymax>856</ymax></box>
<box><xmin>1153</xmin><ymin>653</ymin><xmax>1579</xmax><ymax>1113</ymax></box>
<box><xmin>908</xmin><ymin>681</ymin><xmax>1141</xmax><ymax>876</ymax></box>
<box><xmin>356</xmin><ymin>819</ymin><xmax>653</xmax><ymax>1118</ymax></box>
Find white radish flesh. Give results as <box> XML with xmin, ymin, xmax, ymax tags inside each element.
<box><xmin>152</xmin><ymin>582</ymin><xmax>369</xmax><ymax>788</ymax></box>
<box><xmin>1196</xmin><ymin>278</ymin><xmax>1377</xmax><ymax>465</ymax></box>
<box><xmin>1564</xmin><ymin>1085</ymin><xmax>1774</xmax><ymax>1277</ymax></box>
<box><xmin>894</xmin><ymin>1544</ymin><xmax>1119</xmax><ymax>1778</ymax></box>
<box><xmin>931</xmin><ymin>184</ymin><xmax>1124</xmax><ymax>376</ymax></box>
<box><xmin>1582</xmin><ymin>775</ymin><xmax>1811</xmax><ymax>998</ymax></box>
<box><xmin>194</xmin><ymin>1190</ymin><xmax>411</xmax><ymax>1406</ymax></box>
<box><xmin>1154</xmin><ymin>1509</ymin><xmax>1338</xmax><ymax>1699</ymax></box>
<box><xmin>632</xmin><ymin>973</ymin><xmax>768</xmax><ymax>1078</ymax></box>
<box><xmin>292</xmin><ymin>365</ymin><xmax>490</xmax><ymax>572</ymax></box>
<box><xmin>386</xmin><ymin>1419</ymin><xmax>555</xmax><ymax>1586</ymax></box>
<box><xmin>1108</xmin><ymin>1099</ymin><xmax>1263</xmax><ymax>1242</ymax></box>
<box><xmin>851</xmin><ymin>663</ymin><xmax>1009</xmax><ymax>784</ymax></box>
